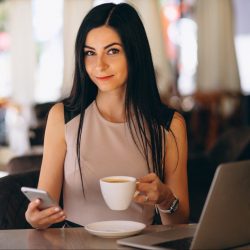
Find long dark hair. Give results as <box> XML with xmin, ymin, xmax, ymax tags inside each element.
<box><xmin>63</xmin><ymin>3</ymin><xmax>172</xmax><ymax>194</ymax></box>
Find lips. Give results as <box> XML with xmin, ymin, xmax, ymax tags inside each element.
<box><xmin>96</xmin><ymin>75</ymin><xmax>114</xmax><ymax>80</ymax></box>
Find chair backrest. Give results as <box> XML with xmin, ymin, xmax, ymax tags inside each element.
<box><xmin>0</xmin><ymin>169</ymin><xmax>64</xmax><ymax>229</ymax></box>
<box><xmin>188</xmin><ymin>126</ymin><xmax>250</xmax><ymax>223</ymax></box>
<box><xmin>6</xmin><ymin>154</ymin><xmax>42</xmax><ymax>175</ymax></box>
<box><xmin>0</xmin><ymin>170</ymin><xmax>40</xmax><ymax>229</ymax></box>
<box><xmin>208</xmin><ymin>126</ymin><xmax>250</xmax><ymax>167</ymax></box>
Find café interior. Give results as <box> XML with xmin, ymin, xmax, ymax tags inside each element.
<box><xmin>0</xmin><ymin>0</ymin><xmax>249</xmax><ymax>246</ymax></box>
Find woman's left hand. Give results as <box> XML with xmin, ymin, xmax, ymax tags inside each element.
<box><xmin>133</xmin><ymin>173</ymin><xmax>172</xmax><ymax>206</ymax></box>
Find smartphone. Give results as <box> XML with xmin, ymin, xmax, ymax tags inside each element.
<box><xmin>21</xmin><ymin>187</ymin><xmax>58</xmax><ymax>210</ymax></box>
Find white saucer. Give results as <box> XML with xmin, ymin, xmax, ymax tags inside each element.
<box><xmin>85</xmin><ymin>220</ymin><xmax>146</xmax><ymax>238</ymax></box>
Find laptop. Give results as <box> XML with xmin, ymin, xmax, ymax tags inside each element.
<box><xmin>117</xmin><ymin>160</ymin><xmax>250</xmax><ymax>249</ymax></box>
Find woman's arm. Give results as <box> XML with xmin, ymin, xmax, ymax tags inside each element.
<box><xmin>158</xmin><ymin>112</ymin><xmax>189</xmax><ymax>224</ymax></box>
<box><xmin>25</xmin><ymin>103</ymin><xmax>67</xmax><ymax>229</ymax></box>
<box><xmin>38</xmin><ymin>103</ymin><xmax>66</xmax><ymax>201</ymax></box>
<box><xmin>135</xmin><ymin>112</ymin><xmax>189</xmax><ymax>225</ymax></box>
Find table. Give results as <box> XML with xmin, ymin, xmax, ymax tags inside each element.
<box><xmin>0</xmin><ymin>225</ymin><xmax>249</xmax><ymax>249</ymax></box>
<box><xmin>0</xmin><ymin>225</ymin><xmax>167</xmax><ymax>249</ymax></box>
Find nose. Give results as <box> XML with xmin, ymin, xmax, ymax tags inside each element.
<box><xmin>95</xmin><ymin>54</ymin><xmax>108</xmax><ymax>71</ymax></box>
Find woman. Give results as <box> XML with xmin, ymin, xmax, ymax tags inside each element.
<box><xmin>25</xmin><ymin>2</ymin><xmax>189</xmax><ymax>229</ymax></box>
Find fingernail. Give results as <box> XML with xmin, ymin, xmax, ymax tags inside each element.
<box><xmin>134</xmin><ymin>191</ymin><xmax>140</xmax><ymax>197</ymax></box>
<box><xmin>35</xmin><ymin>199</ymin><xmax>40</xmax><ymax>203</ymax></box>
<box><xmin>54</xmin><ymin>207</ymin><xmax>60</xmax><ymax>212</ymax></box>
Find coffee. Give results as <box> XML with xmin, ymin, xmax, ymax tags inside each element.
<box><xmin>103</xmin><ymin>178</ymin><xmax>129</xmax><ymax>183</ymax></box>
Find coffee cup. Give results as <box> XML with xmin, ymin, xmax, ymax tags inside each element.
<box><xmin>100</xmin><ymin>176</ymin><xmax>136</xmax><ymax>210</ymax></box>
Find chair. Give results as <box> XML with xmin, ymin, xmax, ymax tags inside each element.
<box><xmin>188</xmin><ymin>126</ymin><xmax>250</xmax><ymax>222</ymax></box>
<box><xmin>0</xmin><ymin>170</ymin><xmax>40</xmax><ymax>229</ymax></box>
<box><xmin>0</xmin><ymin>170</ymin><xmax>64</xmax><ymax>229</ymax></box>
<box><xmin>6</xmin><ymin>154</ymin><xmax>42</xmax><ymax>175</ymax></box>
<box><xmin>29</xmin><ymin>102</ymin><xmax>55</xmax><ymax>146</ymax></box>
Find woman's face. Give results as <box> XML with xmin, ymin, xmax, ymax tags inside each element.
<box><xmin>84</xmin><ymin>26</ymin><xmax>128</xmax><ymax>94</ymax></box>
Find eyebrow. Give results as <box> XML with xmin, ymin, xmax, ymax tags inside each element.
<box><xmin>84</xmin><ymin>42</ymin><xmax>123</xmax><ymax>50</ymax></box>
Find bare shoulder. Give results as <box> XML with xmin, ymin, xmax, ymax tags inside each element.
<box><xmin>49</xmin><ymin>102</ymin><xmax>64</xmax><ymax>119</ymax></box>
<box><xmin>171</xmin><ymin>112</ymin><xmax>186</xmax><ymax>128</ymax></box>
<box><xmin>42</xmin><ymin>102</ymin><xmax>66</xmax><ymax>155</ymax></box>
<box><xmin>47</xmin><ymin>102</ymin><xmax>64</xmax><ymax>123</ymax></box>
<box><xmin>168</xmin><ymin>111</ymin><xmax>187</xmax><ymax>136</ymax></box>
<box><xmin>45</xmin><ymin>102</ymin><xmax>65</xmax><ymax>141</ymax></box>
<box><xmin>165</xmin><ymin>111</ymin><xmax>187</xmax><ymax>152</ymax></box>
<box><xmin>165</xmin><ymin>112</ymin><xmax>188</xmax><ymax>174</ymax></box>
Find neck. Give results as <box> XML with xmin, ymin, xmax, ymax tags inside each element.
<box><xmin>95</xmin><ymin>91</ymin><xmax>126</xmax><ymax>123</ymax></box>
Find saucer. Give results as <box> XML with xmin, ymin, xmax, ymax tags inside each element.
<box><xmin>85</xmin><ymin>220</ymin><xmax>146</xmax><ymax>238</ymax></box>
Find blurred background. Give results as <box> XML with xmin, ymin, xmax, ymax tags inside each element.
<box><xmin>0</xmin><ymin>0</ymin><xmax>250</xmax><ymax>177</ymax></box>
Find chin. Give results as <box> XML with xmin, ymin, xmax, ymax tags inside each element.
<box><xmin>97</xmin><ymin>82</ymin><xmax>126</xmax><ymax>92</ymax></box>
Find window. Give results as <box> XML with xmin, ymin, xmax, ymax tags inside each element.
<box><xmin>32</xmin><ymin>0</ymin><xmax>64</xmax><ymax>102</ymax></box>
<box><xmin>0</xmin><ymin>0</ymin><xmax>11</xmax><ymax>98</ymax></box>
<box><xmin>159</xmin><ymin>0</ymin><xmax>197</xmax><ymax>96</ymax></box>
<box><xmin>93</xmin><ymin>0</ymin><xmax>126</xmax><ymax>7</ymax></box>
<box><xmin>233</xmin><ymin>0</ymin><xmax>250</xmax><ymax>94</ymax></box>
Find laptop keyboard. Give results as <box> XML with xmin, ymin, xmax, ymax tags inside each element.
<box><xmin>153</xmin><ymin>237</ymin><xmax>193</xmax><ymax>250</ymax></box>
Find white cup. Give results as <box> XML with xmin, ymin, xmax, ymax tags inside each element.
<box><xmin>100</xmin><ymin>176</ymin><xmax>136</xmax><ymax>210</ymax></box>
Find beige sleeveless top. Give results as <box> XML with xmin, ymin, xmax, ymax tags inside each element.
<box><xmin>63</xmin><ymin>101</ymin><xmax>155</xmax><ymax>226</ymax></box>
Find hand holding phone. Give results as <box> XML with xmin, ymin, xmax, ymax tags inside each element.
<box><xmin>21</xmin><ymin>187</ymin><xmax>59</xmax><ymax>210</ymax></box>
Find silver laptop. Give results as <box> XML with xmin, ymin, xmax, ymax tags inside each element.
<box><xmin>117</xmin><ymin>160</ymin><xmax>250</xmax><ymax>249</ymax></box>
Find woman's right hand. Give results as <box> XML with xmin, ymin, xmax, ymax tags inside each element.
<box><xmin>25</xmin><ymin>199</ymin><xmax>66</xmax><ymax>229</ymax></box>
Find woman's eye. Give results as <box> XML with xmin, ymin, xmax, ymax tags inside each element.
<box><xmin>107</xmin><ymin>48</ymin><xmax>120</xmax><ymax>55</ymax></box>
<box><xmin>84</xmin><ymin>50</ymin><xmax>95</xmax><ymax>56</ymax></box>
